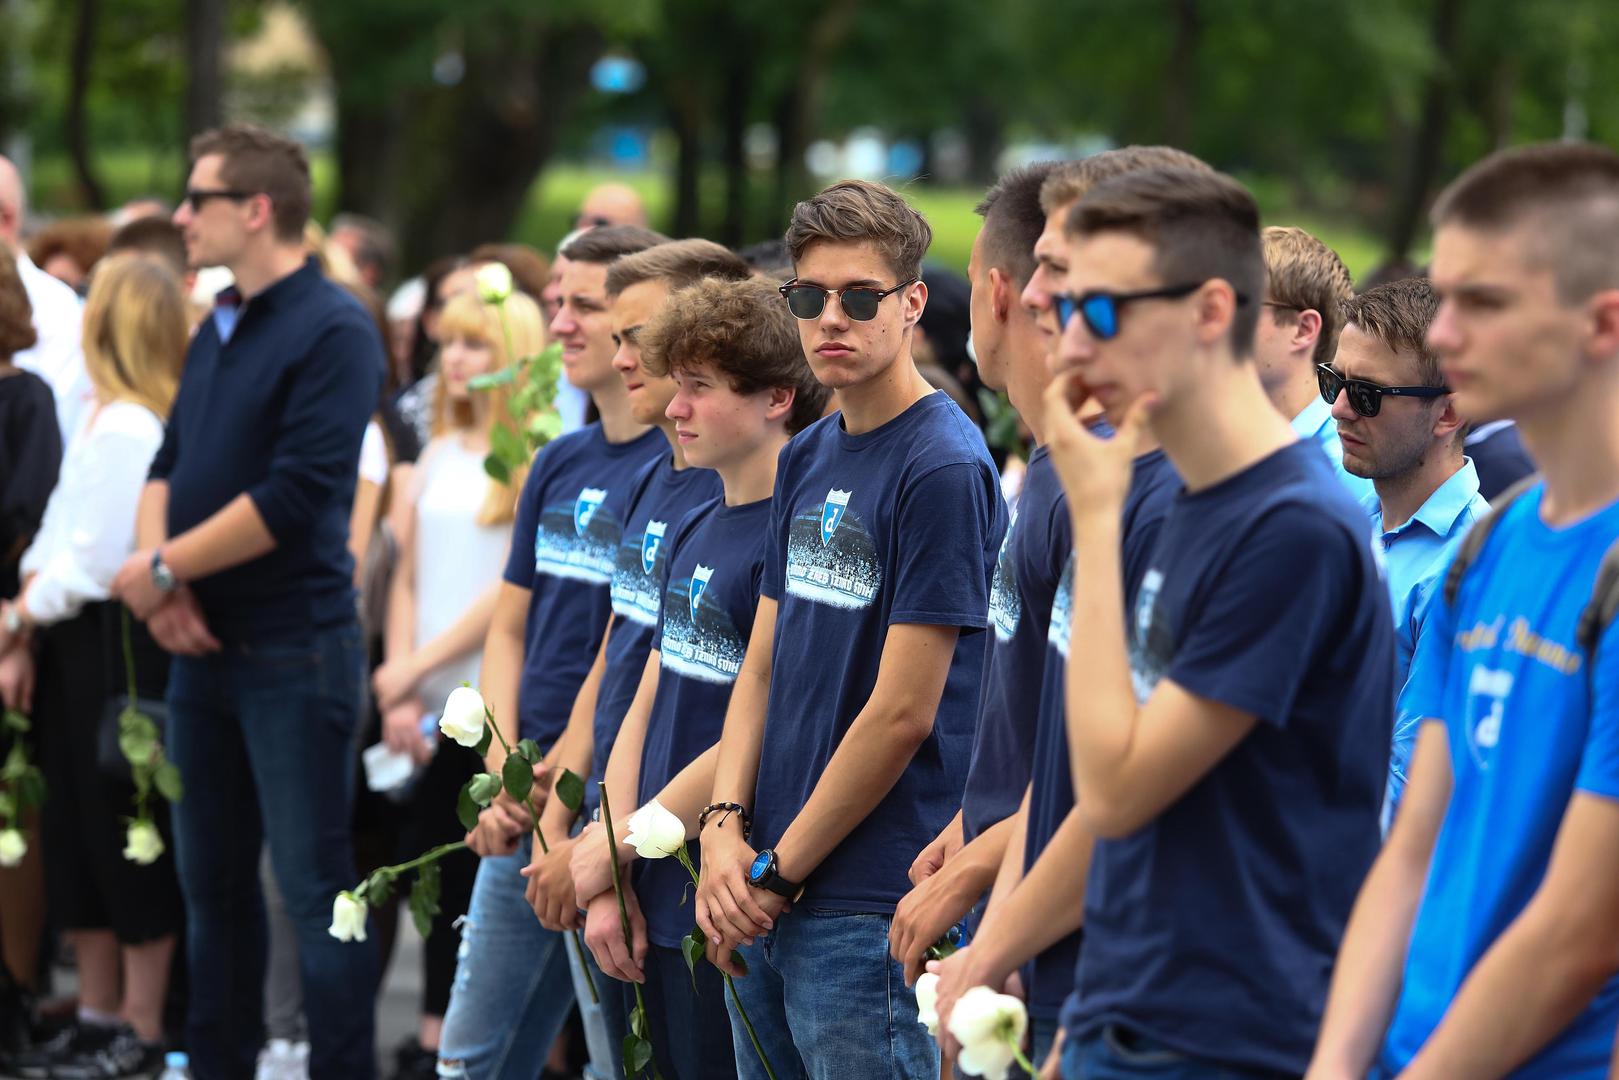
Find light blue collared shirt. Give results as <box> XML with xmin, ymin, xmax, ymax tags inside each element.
<box><xmin>1293</xmin><ymin>397</ymin><xmax>1377</xmax><ymax>505</ymax></box>
<box><xmin>1369</xmin><ymin>458</ymin><xmax>1490</xmax><ymax>830</ymax></box>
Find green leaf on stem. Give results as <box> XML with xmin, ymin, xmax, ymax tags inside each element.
<box><xmin>490</xmin><ymin>423</ymin><xmax>525</xmax><ymax>465</ymax></box>
<box><xmin>2</xmin><ymin>709</ymin><xmax>29</xmax><ymax>734</ymax></box>
<box><xmin>468</xmin><ymin>367</ymin><xmax>516</xmax><ymax>391</ymax></box>
<box><xmin>528</xmin><ymin>411</ymin><xmax>563</xmax><ymax>443</ymax></box>
<box><xmin>483</xmin><ymin>454</ymin><xmax>511</xmax><ymax>485</ymax></box>
<box><xmin>502</xmin><ymin>753</ymin><xmax>533</xmax><ymax>803</ymax></box>
<box><xmin>408</xmin><ymin>860</ymin><xmax>442</xmax><ymax>939</ymax></box>
<box><xmin>456</xmin><ymin>784</ymin><xmax>481</xmax><ymax>832</ymax></box>
<box><xmin>364</xmin><ymin>869</ymin><xmax>396</xmax><ymax>907</ymax></box>
<box><xmin>118</xmin><ymin>711</ymin><xmax>157</xmax><ymax>767</ymax></box>
<box><xmin>154</xmin><ymin>762</ymin><xmax>183</xmax><ymax>803</ymax></box>
<box><xmin>16</xmin><ymin>769</ymin><xmax>44</xmax><ymax>812</ymax></box>
<box><xmin>468</xmin><ymin>772</ymin><xmax>502</xmax><ymax>806</ymax></box>
<box><xmin>728</xmin><ymin>950</ymin><xmax>749</xmax><ymax>976</ymax></box>
<box><xmin>682</xmin><ymin>930</ymin><xmax>705</xmax><ymax>988</ymax></box>
<box><xmin>555</xmin><ymin>769</ymin><xmax>584</xmax><ymax>812</ymax></box>
<box><xmin>0</xmin><ymin>744</ymin><xmax>26</xmax><ymax>782</ymax></box>
<box><xmin>622</xmin><ymin>1033</ymin><xmax>653</xmax><ymax>1076</ymax></box>
<box><xmin>475</xmin><ymin>722</ymin><xmax>493</xmax><ymax>758</ymax></box>
<box><xmin>516</xmin><ymin>738</ymin><xmax>542</xmax><ymax>764</ymax></box>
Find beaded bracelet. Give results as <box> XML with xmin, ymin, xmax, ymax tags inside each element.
<box><xmin>699</xmin><ymin>801</ymin><xmax>752</xmax><ymax>839</ymax></box>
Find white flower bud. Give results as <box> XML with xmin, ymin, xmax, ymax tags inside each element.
<box><xmin>439</xmin><ymin>686</ymin><xmax>488</xmax><ymax>748</ymax></box>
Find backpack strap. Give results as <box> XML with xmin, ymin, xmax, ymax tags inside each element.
<box><xmin>1442</xmin><ymin>475</ymin><xmax>1540</xmax><ymax>610</ymax></box>
<box><xmin>1577</xmin><ymin>539</ymin><xmax>1619</xmax><ymax>659</ymax></box>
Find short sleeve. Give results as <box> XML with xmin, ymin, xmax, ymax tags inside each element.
<box><xmin>502</xmin><ymin>448</ymin><xmax>549</xmax><ymax>588</ymax></box>
<box><xmin>1168</xmin><ymin>505</ymin><xmax>1369</xmax><ymax>727</ymax></box>
<box><xmin>1400</xmin><ymin>564</ymin><xmax>1457</xmax><ymax>729</ymax></box>
<box><xmin>1576</xmin><ymin>615</ymin><xmax>1619</xmax><ymax>800</ymax></box>
<box><xmin>890</xmin><ymin>461</ymin><xmax>1002</xmax><ymax>629</ymax></box>
<box><xmin>358</xmin><ymin>421</ymin><xmax>388</xmax><ymax>487</ymax></box>
<box><xmin>761</xmin><ymin>443</ymin><xmax>792</xmax><ymax>602</ymax></box>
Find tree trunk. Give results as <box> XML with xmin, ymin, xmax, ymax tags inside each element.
<box><xmin>1384</xmin><ymin>0</ymin><xmax>1461</xmax><ymax>261</ymax></box>
<box><xmin>767</xmin><ymin>0</ymin><xmax>859</xmax><ymax>234</ymax></box>
<box><xmin>65</xmin><ymin>0</ymin><xmax>103</xmax><ymax>209</ymax></box>
<box><xmin>1162</xmin><ymin>0</ymin><xmax>1200</xmax><ymax>149</ymax></box>
<box><xmin>184</xmin><ymin>0</ymin><xmax>224</xmax><ymax>140</ymax></box>
<box><xmin>332</xmin><ymin>88</ymin><xmax>405</xmax><ymax>225</ymax></box>
<box><xmin>719</xmin><ymin>50</ymin><xmax>751</xmax><ymax>246</ymax></box>
<box><xmin>670</xmin><ymin>89</ymin><xmax>703</xmax><ymax>239</ymax></box>
<box><xmin>963</xmin><ymin>100</ymin><xmax>1003</xmax><ymax>187</ymax></box>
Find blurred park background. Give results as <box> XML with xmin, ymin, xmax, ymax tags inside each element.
<box><xmin>2</xmin><ymin>0</ymin><xmax>1617</xmax><ymax>280</ymax></box>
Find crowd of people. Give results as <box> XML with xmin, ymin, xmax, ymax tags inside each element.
<box><xmin>0</xmin><ymin>118</ymin><xmax>1612</xmax><ymax>1080</ymax></box>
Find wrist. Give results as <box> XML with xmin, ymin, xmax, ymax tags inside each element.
<box><xmin>1068</xmin><ymin>503</ymin><xmax>1122</xmax><ymax>539</ymax></box>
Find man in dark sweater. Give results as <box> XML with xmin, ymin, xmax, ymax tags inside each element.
<box><xmin>113</xmin><ymin>125</ymin><xmax>384</xmax><ymax>1080</ymax></box>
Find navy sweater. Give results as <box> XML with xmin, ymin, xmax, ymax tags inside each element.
<box><xmin>149</xmin><ymin>258</ymin><xmax>383</xmax><ymax>643</ymax></box>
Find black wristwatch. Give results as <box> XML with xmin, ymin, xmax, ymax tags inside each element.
<box><xmin>747</xmin><ymin>849</ymin><xmax>801</xmax><ymax>899</ymax></box>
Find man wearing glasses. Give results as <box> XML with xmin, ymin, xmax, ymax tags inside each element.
<box><xmin>1038</xmin><ymin>166</ymin><xmax>1392</xmax><ymax>1079</ymax></box>
<box><xmin>695</xmin><ymin>179</ymin><xmax>1005</xmax><ymax>1079</ymax></box>
<box><xmin>1253</xmin><ymin>226</ymin><xmax>1373</xmax><ymax>502</ymax></box>
<box><xmin>109</xmin><ymin>124</ymin><xmax>385</xmax><ymax>1078</ymax></box>
<box><xmin>1325</xmin><ymin>278</ymin><xmax>1488</xmax><ymax>829</ymax></box>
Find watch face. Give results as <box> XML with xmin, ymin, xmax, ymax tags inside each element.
<box><xmin>748</xmin><ymin>850</ymin><xmax>772</xmax><ymax>883</ymax></box>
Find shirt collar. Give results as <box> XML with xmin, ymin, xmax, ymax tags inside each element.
<box><xmin>1290</xmin><ymin>396</ymin><xmax>1332</xmax><ymax>440</ymax></box>
<box><xmin>1375</xmin><ymin>458</ymin><xmax>1483</xmax><ymax>540</ymax></box>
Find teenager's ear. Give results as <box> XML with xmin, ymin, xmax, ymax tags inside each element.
<box><xmin>903</xmin><ymin>278</ymin><xmax>928</xmax><ymax>328</ymax></box>
<box><xmin>1194</xmin><ymin>279</ymin><xmax>1241</xmax><ymax>347</ymax></box>
<box><xmin>765</xmin><ymin>386</ymin><xmax>795</xmax><ymax>424</ymax></box>
<box><xmin>1434</xmin><ymin>393</ymin><xmax>1466</xmax><ymax>444</ymax></box>
<box><xmin>245</xmin><ymin>193</ymin><xmax>276</xmax><ymax>237</ymax></box>
<box><xmin>1585</xmin><ymin>287</ymin><xmax>1619</xmax><ymax>366</ymax></box>
<box><xmin>1292</xmin><ymin>308</ymin><xmax>1323</xmax><ymax>356</ymax></box>
<box><xmin>988</xmin><ymin>267</ymin><xmax>1013</xmax><ymax>325</ymax></box>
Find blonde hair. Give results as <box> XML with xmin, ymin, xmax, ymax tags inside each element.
<box><xmin>1261</xmin><ymin>226</ymin><xmax>1354</xmax><ymax>368</ymax></box>
<box><xmin>432</xmin><ymin>289</ymin><xmax>546</xmax><ymax>525</ymax></box>
<box><xmin>81</xmin><ymin>253</ymin><xmax>187</xmax><ymax>417</ymax></box>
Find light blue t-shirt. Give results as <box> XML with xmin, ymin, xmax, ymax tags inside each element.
<box><xmin>1381</xmin><ymin>485</ymin><xmax>1619</xmax><ymax>1078</ymax></box>
<box><xmin>1370</xmin><ymin>459</ymin><xmax>1490</xmax><ymax>826</ymax></box>
<box><xmin>1292</xmin><ymin>396</ymin><xmax>1376</xmax><ymax>505</ymax></box>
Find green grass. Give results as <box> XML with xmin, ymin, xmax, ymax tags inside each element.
<box><xmin>26</xmin><ymin>151</ymin><xmax>1389</xmax><ymax>280</ymax></box>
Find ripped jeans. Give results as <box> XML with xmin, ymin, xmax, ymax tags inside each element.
<box><xmin>436</xmin><ymin>838</ymin><xmax>574</xmax><ymax>1079</ymax></box>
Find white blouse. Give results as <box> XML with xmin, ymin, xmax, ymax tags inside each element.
<box><xmin>20</xmin><ymin>400</ymin><xmax>165</xmax><ymax>626</ymax></box>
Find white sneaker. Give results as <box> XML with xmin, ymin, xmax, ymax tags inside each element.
<box><xmin>254</xmin><ymin>1037</ymin><xmax>311</xmax><ymax>1080</ymax></box>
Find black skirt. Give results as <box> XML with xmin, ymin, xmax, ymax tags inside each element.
<box><xmin>35</xmin><ymin>601</ymin><xmax>182</xmax><ymax>943</ymax></box>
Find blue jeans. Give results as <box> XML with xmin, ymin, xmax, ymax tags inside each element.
<box><xmin>167</xmin><ymin>623</ymin><xmax>376</xmax><ymax>1080</ymax></box>
<box><xmin>726</xmin><ymin>906</ymin><xmax>938</xmax><ymax>1080</ymax></box>
<box><xmin>640</xmin><ymin>943</ymin><xmax>735</xmax><ymax>1080</ymax></box>
<box><xmin>565</xmin><ymin>910</ymin><xmax>627</xmax><ymax>1080</ymax></box>
<box><xmin>1031</xmin><ymin>1016</ymin><xmax>1059</xmax><ymax>1073</ymax></box>
<box><xmin>1062</xmin><ymin>1025</ymin><xmax>1294</xmax><ymax>1079</ymax></box>
<box><xmin>437</xmin><ymin>837</ymin><xmax>575</xmax><ymax>1079</ymax></box>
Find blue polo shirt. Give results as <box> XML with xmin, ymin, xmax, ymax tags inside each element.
<box><xmin>1369</xmin><ymin>459</ymin><xmax>1490</xmax><ymax>827</ymax></box>
<box><xmin>1292</xmin><ymin>397</ymin><xmax>1376</xmax><ymax>505</ymax></box>
<box><xmin>149</xmin><ymin>258</ymin><xmax>383</xmax><ymax>643</ymax></box>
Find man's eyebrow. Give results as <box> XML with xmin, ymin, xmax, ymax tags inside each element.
<box><xmin>796</xmin><ymin>278</ymin><xmax>884</xmax><ymax>289</ymax></box>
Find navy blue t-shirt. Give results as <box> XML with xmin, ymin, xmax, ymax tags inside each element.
<box><xmin>635</xmin><ymin>495</ymin><xmax>771</xmax><ymax>947</ymax></box>
<box><xmin>1024</xmin><ymin>449</ymin><xmax>1177</xmax><ymax>1021</ymax></box>
<box><xmin>1058</xmin><ymin>440</ymin><xmax>1393</xmax><ymax>1074</ymax></box>
<box><xmin>501</xmin><ymin>423</ymin><xmax>666</xmax><ymax>746</ymax></box>
<box><xmin>960</xmin><ymin>447</ymin><xmax>1067</xmax><ymax>844</ymax></box>
<box><xmin>583</xmin><ymin>454</ymin><xmax>723</xmax><ymax>816</ymax></box>
<box><xmin>754</xmin><ymin>392</ymin><xmax>1007</xmax><ymax>911</ymax></box>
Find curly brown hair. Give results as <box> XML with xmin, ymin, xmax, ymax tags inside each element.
<box><xmin>640</xmin><ymin>277</ymin><xmax>830</xmax><ymax>434</ymax></box>
<box><xmin>0</xmin><ymin>241</ymin><xmax>38</xmax><ymax>360</ymax></box>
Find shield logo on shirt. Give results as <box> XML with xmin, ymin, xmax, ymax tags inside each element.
<box><xmin>574</xmin><ymin>488</ymin><xmax>607</xmax><ymax>536</ymax></box>
<box><xmin>821</xmin><ymin>489</ymin><xmax>852</xmax><ymax>545</ymax></box>
<box><xmin>642</xmin><ymin>520</ymin><xmax>667</xmax><ymax>575</ymax></box>
<box><xmin>690</xmin><ymin>564</ymin><xmax>714</xmax><ymax>620</ymax></box>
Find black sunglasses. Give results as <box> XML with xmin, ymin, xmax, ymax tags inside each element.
<box><xmin>1054</xmin><ymin>282</ymin><xmax>1240</xmax><ymax>340</ymax></box>
<box><xmin>779</xmin><ymin>278</ymin><xmax>917</xmax><ymax>322</ymax></box>
<box><xmin>183</xmin><ymin>188</ymin><xmax>255</xmax><ymax>212</ymax></box>
<box><xmin>1317</xmin><ymin>364</ymin><xmax>1448</xmax><ymax>418</ymax></box>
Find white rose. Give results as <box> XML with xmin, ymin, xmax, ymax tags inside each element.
<box><xmin>947</xmin><ymin>986</ymin><xmax>1027</xmax><ymax>1080</ymax></box>
<box><xmin>328</xmin><ymin>891</ymin><xmax>368</xmax><ymax>943</ymax></box>
<box><xmin>914</xmin><ymin>972</ymin><xmax>941</xmax><ymax>1037</ymax></box>
<box><xmin>0</xmin><ymin>829</ymin><xmax>25</xmax><ymax>867</ymax></box>
<box><xmin>623</xmin><ymin>799</ymin><xmax>686</xmax><ymax>860</ymax></box>
<box><xmin>475</xmin><ymin>262</ymin><xmax>513</xmax><ymax>304</ymax></box>
<box><xmin>439</xmin><ymin>686</ymin><xmax>487</xmax><ymax>748</ymax></box>
<box><xmin>123</xmin><ymin>821</ymin><xmax>165</xmax><ymax>865</ymax></box>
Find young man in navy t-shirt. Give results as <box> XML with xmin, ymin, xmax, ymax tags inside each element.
<box><xmin>1312</xmin><ymin>144</ymin><xmax>1619</xmax><ymax>1079</ymax></box>
<box><xmin>1036</xmin><ymin>167</ymin><xmax>1394</xmax><ymax>1078</ymax></box>
<box><xmin>565</xmin><ymin>277</ymin><xmax>831</xmax><ymax>1080</ymax></box>
<box><xmin>693</xmin><ymin>180</ymin><xmax>1006</xmax><ymax>1079</ymax></box>
<box><xmin>434</xmin><ymin>225</ymin><xmax>668</xmax><ymax>1080</ymax></box>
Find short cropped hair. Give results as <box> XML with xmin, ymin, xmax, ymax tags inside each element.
<box><xmin>1342</xmin><ymin>277</ymin><xmax>1443</xmax><ymax>388</ymax></box>
<box><xmin>1431</xmin><ymin>141</ymin><xmax>1619</xmax><ymax>305</ymax></box>
<box><xmin>189</xmin><ymin>124</ymin><xmax>313</xmax><ymax>243</ymax></box>
<box><xmin>0</xmin><ymin>241</ymin><xmax>37</xmax><ymax>358</ymax></box>
<box><xmin>1262</xmin><ymin>226</ymin><xmax>1354</xmax><ymax>369</ymax></box>
<box><xmin>786</xmin><ymin>180</ymin><xmax>932</xmax><ymax>282</ymax></box>
<box><xmin>108</xmin><ymin>216</ymin><xmax>187</xmax><ymax>278</ymax></box>
<box><xmin>28</xmin><ymin>217</ymin><xmax>112</xmax><ymax>277</ymax></box>
<box><xmin>1068</xmin><ymin>167</ymin><xmax>1264</xmax><ymax>357</ymax></box>
<box><xmin>640</xmin><ymin>277</ymin><xmax>831</xmax><ymax>435</ymax></box>
<box><xmin>604</xmin><ymin>238</ymin><xmax>750</xmax><ymax>298</ymax></box>
<box><xmin>1040</xmin><ymin>146</ymin><xmax>1212</xmax><ymax>216</ymax></box>
<box><xmin>975</xmin><ymin>162</ymin><xmax>1060</xmax><ymax>287</ymax></box>
<box><xmin>559</xmin><ymin>225</ymin><xmax>668</xmax><ymax>266</ymax></box>
<box><xmin>332</xmin><ymin>212</ymin><xmax>396</xmax><ymax>282</ymax></box>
